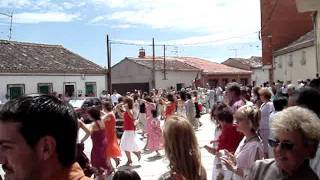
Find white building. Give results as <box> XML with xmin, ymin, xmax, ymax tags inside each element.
<box><xmin>273</xmin><ymin>30</ymin><xmax>317</xmax><ymax>84</ymax></box>
<box><xmin>296</xmin><ymin>0</ymin><xmax>320</xmax><ymax>75</ymax></box>
<box><xmin>0</xmin><ymin>40</ymin><xmax>106</xmax><ymax>101</ymax></box>
<box><xmin>111</xmin><ymin>57</ymin><xmax>200</xmax><ymax>94</ymax></box>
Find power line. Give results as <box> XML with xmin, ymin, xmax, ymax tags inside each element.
<box><xmin>110</xmin><ymin>31</ymin><xmax>259</xmax><ymax>47</ymax></box>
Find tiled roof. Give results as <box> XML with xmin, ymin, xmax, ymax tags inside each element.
<box><xmin>130</xmin><ymin>56</ymin><xmax>251</xmax><ymax>75</ymax></box>
<box><xmin>0</xmin><ymin>40</ymin><xmax>105</xmax><ymax>74</ymax></box>
<box><xmin>274</xmin><ymin>30</ymin><xmax>315</xmax><ymax>56</ymax></box>
<box><xmin>129</xmin><ymin>58</ymin><xmax>200</xmax><ymax>71</ymax></box>
<box><xmin>174</xmin><ymin>57</ymin><xmax>252</xmax><ymax>75</ymax></box>
<box><xmin>222</xmin><ymin>56</ymin><xmax>263</xmax><ymax>70</ymax></box>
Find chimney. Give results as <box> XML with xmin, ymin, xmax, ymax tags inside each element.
<box><xmin>139</xmin><ymin>47</ymin><xmax>145</xmax><ymax>58</ymax></box>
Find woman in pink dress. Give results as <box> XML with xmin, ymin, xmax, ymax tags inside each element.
<box><xmin>147</xmin><ymin>109</ymin><xmax>163</xmax><ymax>155</ymax></box>
<box><xmin>143</xmin><ymin>96</ymin><xmax>156</xmax><ymax>150</ymax></box>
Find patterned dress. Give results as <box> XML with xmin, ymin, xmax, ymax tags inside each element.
<box><xmin>147</xmin><ymin>117</ymin><xmax>163</xmax><ymax>151</ymax></box>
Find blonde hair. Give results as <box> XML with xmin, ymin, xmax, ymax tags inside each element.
<box><xmin>163</xmin><ymin>115</ymin><xmax>202</xmax><ymax>180</ymax></box>
<box><xmin>271</xmin><ymin>106</ymin><xmax>320</xmax><ymax>141</ymax></box>
<box><xmin>235</xmin><ymin>105</ymin><xmax>261</xmax><ymax>131</ymax></box>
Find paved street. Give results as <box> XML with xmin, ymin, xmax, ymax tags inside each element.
<box><xmin>0</xmin><ymin>114</ymin><xmax>216</xmax><ymax>180</ymax></box>
<box><xmin>89</xmin><ymin>113</ymin><xmax>215</xmax><ymax>180</ymax></box>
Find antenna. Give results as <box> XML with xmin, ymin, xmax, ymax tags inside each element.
<box><xmin>0</xmin><ymin>11</ymin><xmax>13</xmax><ymax>40</ymax></box>
<box><xmin>229</xmin><ymin>48</ymin><xmax>238</xmax><ymax>58</ymax></box>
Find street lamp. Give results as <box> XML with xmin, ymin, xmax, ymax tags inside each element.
<box><xmin>0</xmin><ymin>12</ymin><xmax>13</xmax><ymax>40</ymax></box>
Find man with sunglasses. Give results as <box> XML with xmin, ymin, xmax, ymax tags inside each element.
<box><xmin>246</xmin><ymin>106</ymin><xmax>320</xmax><ymax>180</ymax></box>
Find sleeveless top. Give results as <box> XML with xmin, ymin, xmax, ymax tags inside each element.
<box><xmin>123</xmin><ymin>111</ymin><xmax>135</xmax><ymax>131</ymax></box>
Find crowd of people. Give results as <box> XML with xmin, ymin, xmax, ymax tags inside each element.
<box><xmin>1</xmin><ymin>77</ymin><xmax>320</xmax><ymax>180</ymax></box>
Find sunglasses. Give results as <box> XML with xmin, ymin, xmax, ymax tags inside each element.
<box><xmin>268</xmin><ymin>139</ymin><xmax>295</xmax><ymax>151</ymax></box>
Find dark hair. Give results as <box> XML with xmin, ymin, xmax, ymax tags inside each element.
<box><xmin>296</xmin><ymin>87</ymin><xmax>320</xmax><ymax>117</ymax></box>
<box><xmin>87</xmin><ymin>107</ymin><xmax>101</xmax><ymax>121</ymax></box>
<box><xmin>124</xmin><ymin>98</ymin><xmax>133</xmax><ymax>109</ymax></box>
<box><xmin>180</xmin><ymin>91</ymin><xmax>186</xmax><ymax>101</ymax></box>
<box><xmin>118</xmin><ymin>96</ymin><xmax>124</xmax><ymax>103</ymax></box>
<box><xmin>102</xmin><ymin>101</ymin><xmax>113</xmax><ymax>111</ymax></box>
<box><xmin>151</xmin><ymin>109</ymin><xmax>158</xmax><ymax>118</ymax></box>
<box><xmin>210</xmin><ymin>102</ymin><xmax>227</xmax><ymax>121</ymax></box>
<box><xmin>273</xmin><ymin>95</ymin><xmax>288</xmax><ymax>112</ymax></box>
<box><xmin>133</xmin><ymin>94</ymin><xmax>139</xmax><ymax>102</ymax></box>
<box><xmin>112</xmin><ymin>169</ymin><xmax>141</xmax><ymax>180</ymax></box>
<box><xmin>144</xmin><ymin>96</ymin><xmax>153</xmax><ymax>103</ymax></box>
<box><xmin>0</xmin><ymin>95</ymin><xmax>78</xmax><ymax>167</ymax></box>
<box><xmin>216</xmin><ymin>107</ymin><xmax>233</xmax><ymax>123</ymax></box>
<box><xmin>167</xmin><ymin>94</ymin><xmax>175</xmax><ymax>102</ymax></box>
<box><xmin>227</xmin><ymin>82</ymin><xmax>241</xmax><ymax>96</ymax></box>
<box><xmin>186</xmin><ymin>93</ymin><xmax>192</xmax><ymax>100</ymax></box>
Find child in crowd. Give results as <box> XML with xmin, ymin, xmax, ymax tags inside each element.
<box><xmin>113</xmin><ymin>169</ymin><xmax>141</xmax><ymax>180</ymax></box>
<box><xmin>146</xmin><ymin>109</ymin><xmax>163</xmax><ymax>156</ymax></box>
<box><xmin>205</xmin><ymin>105</ymin><xmax>243</xmax><ymax>180</ymax></box>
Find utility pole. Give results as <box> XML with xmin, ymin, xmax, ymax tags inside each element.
<box><xmin>0</xmin><ymin>12</ymin><xmax>13</xmax><ymax>40</ymax></box>
<box><xmin>152</xmin><ymin>38</ymin><xmax>156</xmax><ymax>89</ymax></box>
<box><xmin>163</xmin><ymin>44</ymin><xmax>167</xmax><ymax>80</ymax></box>
<box><xmin>106</xmin><ymin>34</ymin><xmax>112</xmax><ymax>94</ymax></box>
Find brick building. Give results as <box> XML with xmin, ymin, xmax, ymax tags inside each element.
<box><xmin>260</xmin><ymin>0</ymin><xmax>314</xmax><ymax>81</ymax></box>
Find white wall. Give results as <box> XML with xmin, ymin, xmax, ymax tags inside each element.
<box><xmin>251</xmin><ymin>68</ymin><xmax>269</xmax><ymax>86</ymax></box>
<box><xmin>112</xmin><ymin>60</ymin><xmax>152</xmax><ymax>84</ymax></box>
<box><xmin>274</xmin><ymin>46</ymin><xmax>317</xmax><ymax>84</ymax></box>
<box><xmin>0</xmin><ymin>74</ymin><xmax>106</xmax><ymax>99</ymax></box>
<box><xmin>155</xmin><ymin>71</ymin><xmax>198</xmax><ymax>89</ymax></box>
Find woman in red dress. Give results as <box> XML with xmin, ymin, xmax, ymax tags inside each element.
<box><xmin>164</xmin><ymin>93</ymin><xmax>177</xmax><ymax>120</ymax></box>
<box><xmin>101</xmin><ymin>101</ymin><xmax>121</xmax><ymax>168</ymax></box>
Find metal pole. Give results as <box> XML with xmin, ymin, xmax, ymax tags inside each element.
<box><xmin>163</xmin><ymin>44</ymin><xmax>166</xmax><ymax>80</ymax></box>
<box><xmin>107</xmin><ymin>35</ymin><xmax>112</xmax><ymax>94</ymax></box>
<box><xmin>0</xmin><ymin>12</ymin><xmax>13</xmax><ymax>40</ymax></box>
<box><xmin>9</xmin><ymin>12</ymin><xmax>12</xmax><ymax>40</ymax></box>
<box><xmin>152</xmin><ymin>38</ymin><xmax>155</xmax><ymax>89</ymax></box>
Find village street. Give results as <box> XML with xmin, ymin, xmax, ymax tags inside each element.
<box><xmin>80</xmin><ymin>113</ymin><xmax>216</xmax><ymax>180</ymax></box>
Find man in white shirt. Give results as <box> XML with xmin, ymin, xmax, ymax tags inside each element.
<box><xmin>111</xmin><ymin>90</ymin><xmax>119</xmax><ymax>106</ymax></box>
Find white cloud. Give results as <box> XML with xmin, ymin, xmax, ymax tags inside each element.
<box><xmin>90</xmin><ymin>0</ymin><xmax>261</xmax><ymax>35</ymax></box>
<box><xmin>111</xmin><ymin>24</ymin><xmax>136</xmax><ymax>29</ymax></box>
<box><xmin>0</xmin><ymin>0</ymin><xmax>32</xmax><ymax>8</ymax></box>
<box><xmin>14</xmin><ymin>12</ymin><xmax>80</xmax><ymax>23</ymax></box>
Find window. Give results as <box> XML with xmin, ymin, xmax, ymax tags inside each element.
<box><xmin>37</xmin><ymin>83</ymin><xmax>53</xmax><ymax>94</ymax></box>
<box><xmin>288</xmin><ymin>54</ymin><xmax>293</xmax><ymax>67</ymax></box>
<box><xmin>301</xmin><ymin>51</ymin><xmax>306</xmax><ymax>65</ymax></box>
<box><xmin>7</xmin><ymin>84</ymin><xmax>25</xmax><ymax>99</ymax></box>
<box><xmin>85</xmin><ymin>82</ymin><xmax>96</xmax><ymax>97</ymax></box>
<box><xmin>277</xmin><ymin>57</ymin><xmax>282</xmax><ymax>69</ymax></box>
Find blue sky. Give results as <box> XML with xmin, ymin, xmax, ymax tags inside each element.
<box><xmin>0</xmin><ymin>0</ymin><xmax>262</xmax><ymax>67</ymax></box>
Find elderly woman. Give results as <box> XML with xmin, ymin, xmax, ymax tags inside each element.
<box><xmin>246</xmin><ymin>106</ymin><xmax>320</xmax><ymax>180</ymax></box>
<box><xmin>158</xmin><ymin>115</ymin><xmax>207</xmax><ymax>180</ymax></box>
<box><xmin>258</xmin><ymin>87</ymin><xmax>274</xmax><ymax>157</ymax></box>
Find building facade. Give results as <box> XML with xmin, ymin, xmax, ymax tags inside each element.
<box><xmin>222</xmin><ymin>57</ymin><xmax>268</xmax><ymax>86</ymax></box>
<box><xmin>0</xmin><ymin>40</ymin><xmax>106</xmax><ymax>101</ymax></box>
<box><xmin>273</xmin><ymin>30</ymin><xmax>317</xmax><ymax>84</ymax></box>
<box><xmin>260</xmin><ymin>0</ymin><xmax>314</xmax><ymax>81</ymax></box>
<box><xmin>111</xmin><ymin>58</ymin><xmax>200</xmax><ymax>94</ymax></box>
